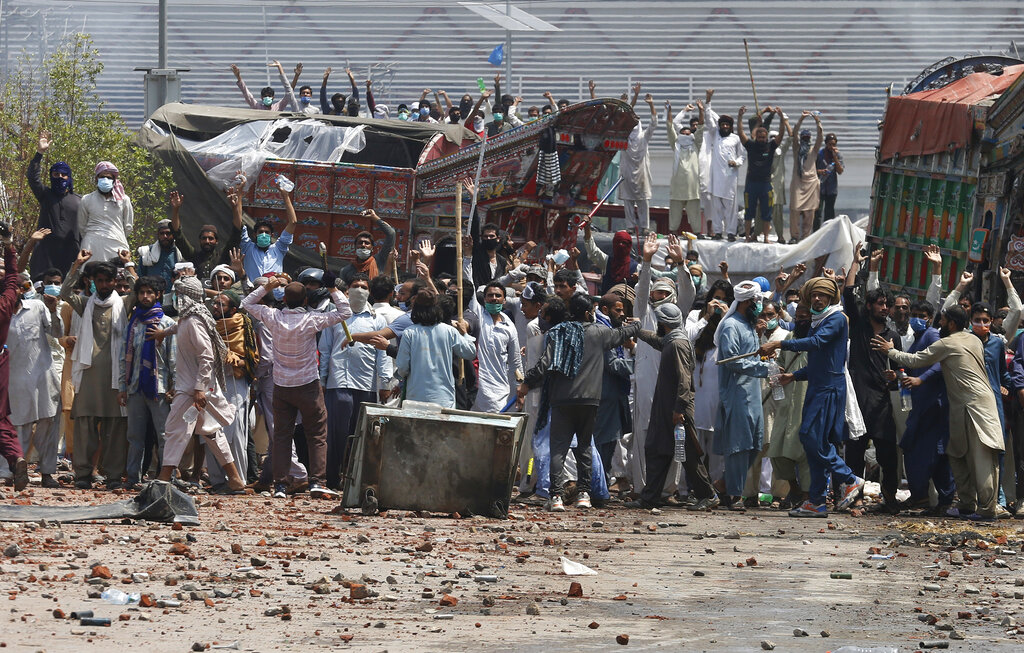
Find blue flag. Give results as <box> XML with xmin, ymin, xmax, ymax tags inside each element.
<box><xmin>488</xmin><ymin>44</ymin><xmax>503</xmax><ymax>66</ymax></box>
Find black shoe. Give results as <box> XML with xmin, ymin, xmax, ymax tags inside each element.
<box><xmin>272</xmin><ymin>483</ymin><xmax>287</xmax><ymax>499</ymax></box>
<box><xmin>713</xmin><ymin>233</ymin><xmax>723</xmax><ymax>241</ymax></box>
<box><xmin>687</xmin><ymin>496</ymin><xmax>720</xmax><ymax>511</ymax></box>
<box><xmin>74</xmin><ymin>479</ymin><xmax>92</xmax><ymax>490</ymax></box>
<box><xmin>40</xmin><ymin>474</ymin><xmax>60</xmax><ymax>489</ymax></box>
<box><xmin>106</xmin><ymin>481</ymin><xmax>123</xmax><ymax>491</ymax></box>
<box><xmin>788</xmin><ymin>238</ymin><xmax>799</xmax><ymax>244</ymax></box>
<box><xmin>727</xmin><ymin>233</ymin><xmax>736</xmax><ymax>242</ymax></box>
<box><xmin>624</xmin><ymin>499</ymin><xmax>655</xmax><ymax>509</ymax></box>
<box><xmin>13</xmin><ymin>458</ymin><xmax>29</xmax><ymax>492</ymax></box>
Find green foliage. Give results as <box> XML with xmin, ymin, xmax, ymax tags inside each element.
<box><xmin>0</xmin><ymin>33</ymin><xmax>173</xmax><ymax>254</ymax></box>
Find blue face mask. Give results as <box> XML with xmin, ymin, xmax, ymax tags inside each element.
<box><xmin>909</xmin><ymin>317</ymin><xmax>928</xmax><ymax>333</ymax></box>
<box><xmin>44</xmin><ymin>284</ymin><xmax>61</xmax><ymax>297</ymax></box>
<box><xmin>398</xmin><ymin>301</ymin><xmax>409</xmax><ymax>311</ymax></box>
<box><xmin>256</xmin><ymin>232</ymin><xmax>272</xmax><ymax>248</ymax></box>
<box><xmin>272</xmin><ymin>287</ymin><xmax>285</xmax><ymax>301</ymax></box>
<box><xmin>300</xmin><ymin>95</ymin><xmax>311</xmax><ymax>105</ymax></box>
<box><xmin>691</xmin><ymin>275</ymin><xmax>702</xmax><ymax>287</ymax></box>
<box><xmin>810</xmin><ymin>305</ymin><xmax>825</xmax><ymax>316</ymax></box>
<box><xmin>262</xmin><ymin>96</ymin><xmax>274</xmax><ymax>107</ymax></box>
<box><xmin>96</xmin><ymin>177</ymin><xmax>114</xmax><ymax>193</ymax></box>
<box><xmin>752</xmin><ymin>301</ymin><xmax>763</xmax><ymax>316</ymax></box>
<box><xmin>22</xmin><ymin>289</ymin><xmax>36</xmax><ymax>301</ymax></box>
<box><xmin>485</xmin><ymin>302</ymin><xmax>503</xmax><ymax>315</ymax></box>
<box><xmin>89</xmin><ymin>281</ymin><xmax>96</xmax><ymax>294</ymax></box>
<box><xmin>786</xmin><ymin>301</ymin><xmax>798</xmax><ymax>316</ymax></box>
<box><xmin>766</xmin><ymin>318</ymin><xmax>778</xmax><ymax>330</ymax></box>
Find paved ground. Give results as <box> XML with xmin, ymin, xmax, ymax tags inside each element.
<box><xmin>2</xmin><ymin>487</ymin><xmax>1024</xmax><ymax>652</ymax></box>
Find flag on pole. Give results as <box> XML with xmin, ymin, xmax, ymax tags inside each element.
<box><xmin>488</xmin><ymin>44</ymin><xmax>503</xmax><ymax>66</ymax></box>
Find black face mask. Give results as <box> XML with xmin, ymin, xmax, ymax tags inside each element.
<box><xmin>482</xmin><ymin>239</ymin><xmax>499</xmax><ymax>251</ymax></box>
<box><xmin>307</xmin><ymin>288</ymin><xmax>330</xmax><ymax>306</ymax></box>
<box><xmin>794</xmin><ymin>319</ymin><xmax>811</xmax><ymax>338</ymax></box>
<box><xmin>459</xmin><ymin>99</ymin><xmax>474</xmax><ymax>116</ymax></box>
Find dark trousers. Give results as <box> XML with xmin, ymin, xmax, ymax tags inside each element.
<box><xmin>815</xmin><ymin>193</ymin><xmax>837</xmax><ymax>225</ymax></box>
<box><xmin>271</xmin><ymin>380</ymin><xmax>328</xmax><ymax>486</ymax></box>
<box><xmin>597</xmin><ymin>440</ymin><xmax>617</xmax><ymax>479</ymax></box>
<box><xmin>0</xmin><ymin>352</ymin><xmax>23</xmax><ymax>469</ymax></box>
<box><xmin>903</xmin><ymin>434</ymin><xmax>955</xmax><ymax>506</ymax></box>
<box><xmin>549</xmin><ymin>403</ymin><xmax>597</xmax><ymax>499</ymax></box>
<box><xmin>744</xmin><ymin>180</ymin><xmax>773</xmax><ymax>223</ymax></box>
<box><xmin>639</xmin><ymin>425</ymin><xmax>715</xmax><ymax>505</ymax></box>
<box><xmin>845</xmin><ymin>434</ymin><xmax>900</xmax><ymax>502</ymax></box>
<box><xmin>324</xmin><ymin>387</ymin><xmax>375</xmax><ymax>489</ymax></box>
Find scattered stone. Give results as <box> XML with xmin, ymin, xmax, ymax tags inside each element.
<box><xmin>693</xmin><ymin>571</ymin><xmax>705</xmax><ymax>577</ymax></box>
<box><xmin>439</xmin><ymin>594</ymin><xmax>458</xmax><ymax>607</ymax></box>
<box><xmin>250</xmin><ymin>556</ymin><xmax>266</xmax><ymax>567</ymax></box>
<box><xmin>89</xmin><ymin>565</ymin><xmax>112</xmax><ymax>579</ymax></box>
<box><xmin>793</xmin><ymin>628</ymin><xmax>809</xmax><ymax>637</ymax></box>
<box><xmin>760</xmin><ymin>641</ymin><xmax>776</xmax><ymax>651</ymax></box>
<box><xmin>350</xmin><ymin>584</ymin><xmax>371</xmax><ymax>600</ymax></box>
<box><xmin>526</xmin><ymin>602</ymin><xmax>540</xmax><ymax>616</ymax></box>
<box><xmin>3</xmin><ymin>543</ymin><xmax>20</xmax><ymax>558</ymax></box>
<box><xmin>1001</xmin><ymin>616</ymin><xmax>1016</xmax><ymax>628</ymax></box>
<box><xmin>589</xmin><ymin>622</ymin><xmax>600</xmax><ymax>629</ymax></box>
<box><xmin>192</xmin><ymin>643</ymin><xmax>206</xmax><ymax>652</ymax></box>
<box><xmin>616</xmin><ymin>634</ymin><xmax>630</xmax><ymax>645</ymax></box>
<box><xmin>230</xmin><ymin>543</ymin><xmax>242</xmax><ymax>554</ymax></box>
<box><xmin>820</xmin><ymin>630</ymin><xmax>830</xmax><ymax>638</ymax></box>
<box><xmin>923</xmin><ymin>584</ymin><xmax>941</xmax><ymax>592</ymax></box>
<box><xmin>949</xmin><ymin>630</ymin><xmax>966</xmax><ymax>640</ymax></box>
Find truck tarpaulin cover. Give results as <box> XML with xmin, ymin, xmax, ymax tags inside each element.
<box><xmin>879</xmin><ymin>65</ymin><xmax>1024</xmax><ymax>162</ymax></box>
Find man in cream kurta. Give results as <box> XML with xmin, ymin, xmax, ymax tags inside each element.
<box><xmin>666</xmin><ymin>101</ymin><xmax>703</xmax><ymax>234</ymax></box>
<box><xmin>875</xmin><ymin>309</ymin><xmax>1004</xmax><ymax>519</ymax></box>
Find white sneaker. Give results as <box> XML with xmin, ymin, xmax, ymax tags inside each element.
<box><xmin>546</xmin><ymin>496</ymin><xmax>566</xmax><ymax>512</ymax></box>
<box><xmin>836</xmin><ymin>476</ymin><xmax>865</xmax><ymax>511</ymax></box>
<box><xmin>575</xmin><ymin>491</ymin><xmax>592</xmax><ymax>509</ymax></box>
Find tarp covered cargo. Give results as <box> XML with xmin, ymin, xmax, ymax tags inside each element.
<box><xmin>879</xmin><ymin>65</ymin><xmax>1024</xmax><ymax>162</ymax></box>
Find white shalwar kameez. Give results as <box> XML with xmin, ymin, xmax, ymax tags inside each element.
<box><xmin>469</xmin><ymin>297</ymin><xmax>523</xmax><ymax>414</ymax></box>
<box><xmin>618</xmin><ymin>116</ymin><xmax>657</xmax><ymax>232</ymax></box>
<box><xmin>703</xmin><ymin>106</ymin><xmax>745</xmax><ymax>236</ymax></box>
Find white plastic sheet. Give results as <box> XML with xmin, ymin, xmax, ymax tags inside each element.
<box><xmin>560</xmin><ymin>556</ymin><xmax>598</xmax><ymax>576</ymax></box>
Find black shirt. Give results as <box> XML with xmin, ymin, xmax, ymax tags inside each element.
<box><xmin>743</xmin><ymin>139</ymin><xmax>776</xmax><ymax>184</ymax></box>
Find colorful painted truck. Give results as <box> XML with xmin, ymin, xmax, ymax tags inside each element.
<box><xmin>140</xmin><ymin>100</ymin><xmax>637</xmax><ymax>272</ymax></box>
<box><xmin>868</xmin><ymin>56</ymin><xmax>1024</xmax><ymax>296</ymax></box>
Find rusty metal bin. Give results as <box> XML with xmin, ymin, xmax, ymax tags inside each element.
<box><xmin>342</xmin><ymin>401</ymin><xmax>528</xmax><ymax>519</ymax></box>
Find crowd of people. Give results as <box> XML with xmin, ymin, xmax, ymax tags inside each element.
<box><xmin>2</xmin><ymin>70</ymin><xmax>1020</xmax><ymax>525</ymax></box>
<box><xmin>229</xmin><ymin>64</ymin><xmax>843</xmax><ymax>243</ymax></box>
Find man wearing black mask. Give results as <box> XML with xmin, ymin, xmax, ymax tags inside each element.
<box><xmin>26</xmin><ymin>131</ymin><xmax>80</xmax><ymax>278</ymax></box>
<box><xmin>468</xmin><ymin>209</ymin><xmax>509</xmax><ymax>289</ymax></box>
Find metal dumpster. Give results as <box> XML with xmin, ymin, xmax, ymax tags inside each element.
<box><xmin>342</xmin><ymin>401</ymin><xmax>528</xmax><ymax>519</ymax></box>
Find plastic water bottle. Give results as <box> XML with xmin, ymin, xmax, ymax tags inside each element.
<box><xmin>274</xmin><ymin>173</ymin><xmax>294</xmax><ymax>193</ymax></box>
<box><xmin>183</xmin><ymin>405</ymin><xmax>199</xmax><ymax>423</ymax></box>
<box><xmin>768</xmin><ymin>359</ymin><xmax>785</xmax><ymax>400</ymax></box>
<box><xmin>476</xmin><ymin>77</ymin><xmax>487</xmax><ymax>93</ymax></box>
<box><xmin>673</xmin><ymin>424</ymin><xmax>686</xmax><ymax>463</ymax></box>
<box><xmin>101</xmin><ymin>587</ymin><xmax>140</xmax><ymax>605</ymax></box>
<box><xmin>897</xmin><ymin>368</ymin><xmax>913</xmax><ymax>412</ymax></box>
<box><xmin>828</xmin><ymin>648</ymin><xmax>898</xmax><ymax>653</ymax></box>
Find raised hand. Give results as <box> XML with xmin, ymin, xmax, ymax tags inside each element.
<box><xmin>923</xmin><ymin>244</ymin><xmax>941</xmax><ymax>268</ymax></box>
<box><xmin>852</xmin><ymin>240</ymin><xmax>865</xmax><ymax>264</ymax></box>
<box><xmin>631</xmin><ymin>82</ymin><xmax>642</xmax><ymax>95</ymax></box>
<box><xmin>666</xmin><ymin>234</ymin><xmax>684</xmax><ymax>264</ymax></box>
<box><xmin>1000</xmin><ymin>266</ymin><xmax>1013</xmax><ymax>286</ymax></box>
<box><xmin>230</xmin><ymin>64</ymin><xmax>241</xmax><ymax>81</ymax></box>
<box><xmin>75</xmin><ymin>249</ymin><xmax>92</xmax><ymax>267</ymax></box>
<box><xmin>228</xmin><ymin>247</ymin><xmax>244</xmax><ymax>277</ymax></box>
<box><xmin>418</xmin><ymin>239</ymin><xmax>435</xmax><ymax>265</ymax></box>
<box><xmin>642</xmin><ymin>232</ymin><xmax>659</xmax><ymax>262</ymax></box>
<box><xmin>169</xmin><ymin>190</ymin><xmax>183</xmax><ymax>209</ymax></box>
<box><xmin>869</xmin><ymin>248</ymin><xmax>884</xmax><ymax>269</ymax></box>
<box><xmin>719</xmin><ymin>260</ymin><xmax>729</xmax><ymax>277</ymax></box>
<box><xmin>293</xmin><ymin>62</ymin><xmax>303</xmax><ymax>77</ymax></box>
<box><xmin>588</xmin><ymin>80</ymin><xmax>596</xmax><ymax>93</ymax></box>
<box><xmin>323</xmin><ymin>67</ymin><xmax>332</xmax><ymax>82</ymax></box>
<box><xmin>738</xmin><ymin>105</ymin><xmax>747</xmax><ymax>116</ymax></box>
<box><xmin>30</xmin><ymin>228</ymin><xmax>51</xmax><ymax>242</ymax></box>
<box><xmin>38</xmin><ymin>130</ymin><xmax>52</xmax><ymax>153</ymax></box>
<box><xmin>958</xmin><ymin>270</ymin><xmax>974</xmax><ymax>289</ymax></box>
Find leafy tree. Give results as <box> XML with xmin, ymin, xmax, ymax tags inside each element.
<box><xmin>0</xmin><ymin>33</ymin><xmax>173</xmax><ymax>259</ymax></box>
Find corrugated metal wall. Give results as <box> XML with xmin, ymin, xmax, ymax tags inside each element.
<box><xmin>2</xmin><ymin>1</ymin><xmax>1021</xmax><ymax>154</ymax></box>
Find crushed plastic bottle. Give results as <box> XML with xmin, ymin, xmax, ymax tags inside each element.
<box><xmin>768</xmin><ymin>360</ymin><xmax>785</xmax><ymax>400</ymax></box>
<box><xmin>274</xmin><ymin>174</ymin><xmax>294</xmax><ymax>193</ymax></box>
<box><xmin>100</xmin><ymin>587</ymin><xmax>140</xmax><ymax>605</ymax></box>
<box><xmin>828</xmin><ymin>647</ymin><xmax>899</xmax><ymax>653</ymax></box>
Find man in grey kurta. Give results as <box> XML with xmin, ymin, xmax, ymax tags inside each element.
<box><xmin>714</xmin><ymin>280</ymin><xmax>770</xmax><ymax>506</ymax></box>
<box><xmin>873</xmin><ymin>306</ymin><xmax>1004</xmax><ymax>520</ymax></box>
<box><xmin>8</xmin><ymin>280</ymin><xmax>62</xmax><ymax>487</ymax></box>
<box><xmin>60</xmin><ymin>249</ymin><xmax>135</xmax><ymax>490</ymax></box>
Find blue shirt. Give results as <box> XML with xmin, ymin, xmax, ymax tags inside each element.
<box><xmin>318</xmin><ymin>310</ymin><xmax>390</xmax><ymax>392</ymax></box>
<box><xmin>395</xmin><ymin>322</ymin><xmax>476</xmax><ymax>408</ymax></box>
<box><xmin>389</xmin><ymin>312</ymin><xmax>413</xmax><ymax>339</ymax></box>
<box><xmin>240</xmin><ymin>228</ymin><xmax>292</xmax><ymax>281</ymax></box>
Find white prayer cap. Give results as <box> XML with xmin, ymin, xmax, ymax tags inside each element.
<box><xmin>210</xmin><ymin>264</ymin><xmax>236</xmax><ymax>282</ymax></box>
<box><xmin>733</xmin><ymin>280</ymin><xmax>761</xmax><ymax>302</ymax></box>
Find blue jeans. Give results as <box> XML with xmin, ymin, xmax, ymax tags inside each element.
<box><xmin>125</xmin><ymin>393</ymin><xmax>169</xmax><ymax>484</ymax></box>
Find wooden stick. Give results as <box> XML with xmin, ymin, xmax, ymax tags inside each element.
<box><xmin>454</xmin><ymin>181</ymin><xmax>465</xmax><ymax>381</ymax></box>
<box><xmin>743</xmin><ymin>38</ymin><xmax>760</xmax><ymax>116</ymax></box>
<box><xmin>715</xmin><ymin>350</ymin><xmax>761</xmax><ymax>366</ymax></box>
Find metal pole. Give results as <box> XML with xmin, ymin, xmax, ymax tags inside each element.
<box><xmin>504</xmin><ymin>0</ymin><xmax>511</xmax><ymax>93</ymax></box>
<box><xmin>158</xmin><ymin>0</ymin><xmax>167</xmax><ymax>69</ymax></box>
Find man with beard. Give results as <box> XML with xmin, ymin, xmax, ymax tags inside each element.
<box><xmin>118</xmin><ymin>276</ymin><xmax>176</xmax><ymax>490</ymax></box>
<box><xmin>593</xmin><ymin>293</ymin><xmax>634</xmax><ymax>481</ymax></box>
<box><xmin>210</xmin><ymin>290</ymin><xmax>260</xmax><ymax>492</ymax></box>
<box><xmin>844</xmin><ymin>246</ymin><xmax>902</xmax><ymax>512</ymax></box>
<box><xmin>626</xmin><ymin>303</ymin><xmax>716</xmax><ymax>509</ymax></box>
<box><xmin>26</xmin><ymin>131</ymin><xmax>80</xmax><ymax>278</ymax></box>
<box><xmin>760</xmin><ymin>277</ymin><xmax>865</xmax><ymax>518</ymax></box>
<box><xmin>170</xmin><ymin>189</ymin><xmax>243</xmax><ymax>282</ymax></box>
<box><xmin>873</xmin><ymin>306</ymin><xmax>1004</xmax><ymax>521</ymax></box>
<box><xmin>136</xmin><ymin>218</ymin><xmax>182</xmax><ymax>292</ymax></box>
<box><xmin>60</xmin><ymin>249</ymin><xmax>136</xmax><ymax>489</ymax></box>
<box><xmin>703</xmin><ymin>90</ymin><xmax>745</xmax><ymax>241</ymax></box>
<box><xmin>737</xmin><ymin>106</ymin><xmax>787</xmax><ymax>243</ymax></box>
<box><xmin>714</xmin><ymin>280</ymin><xmax>770</xmax><ymax>508</ymax></box>
<box><xmin>617</xmin><ymin>91</ymin><xmax>658</xmax><ymax>234</ymax></box>
<box><xmin>338</xmin><ymin>209</ymin><xmax>396</xmax><ymax>287</ymax></box>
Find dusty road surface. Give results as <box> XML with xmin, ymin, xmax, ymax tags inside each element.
<box><xmin>2</xmin><ymin>487</ymin><xmax>1024</xmax><ymax>652</ymax></box>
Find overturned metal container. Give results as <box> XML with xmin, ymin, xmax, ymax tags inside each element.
<box><xmin>342</xmin><ymin>401</ymin><xmax>527</xmax><ymax>519</ymax></box>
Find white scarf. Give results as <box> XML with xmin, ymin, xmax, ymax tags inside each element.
<box><xmin>71</xmin><ymin>291</ymin><xmax>126</xmax><ymax>393</ymax></box>
<box><xmin>714</xmin><ymin>281</ymin><xmax>761</xmax><ymax>347</ymax></box>
<box><xmin>673</xmin><ymin>133</ymin><xmax>696</xmax><ymax>171</ymax></box>
<box><xmin>811</xmin><ymin>302</ymin><xmax>843</xmax><ymax>327</ymax></box>
<box><xmin>138</xmin><ymin>241</ymin><xmax>182</xmax><ymax>267</ymax></box>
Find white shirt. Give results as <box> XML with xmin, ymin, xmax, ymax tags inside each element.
<box><xmin>704</xmin><ymin>106</ymin><xmax>745</xmax><ymax>200</ymax></box>
<box><xmin>619</xmin><ymin>116</ymin><xmax>657</xmax><ymax>201</ymax></box>
<box><xmin>469</xmin><ymin>297</ymin><xmax>523</xmax><ymax>413</ymax></box>
<box><xmin>8</xmin><ymin>299</ymin><xmax>62</xmax><ymax>425</ymax></box>
<box><xmin>318</xmin><ymin>310</ymin><xmax>390</xmax><ymax>392</ymax></box>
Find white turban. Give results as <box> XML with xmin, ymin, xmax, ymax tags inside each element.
<box><xmin>714</xmin><ymin>280</ymin><xmax>763</xmax><ymax>347</ymax></box>
<box><xmin>210</xmin><ymin>264</ymin><xmax>236</xmax><ymax>283</ymax></box>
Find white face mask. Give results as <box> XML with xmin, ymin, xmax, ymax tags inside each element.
<box><xmin>355</xmin><ymin>248</ymin><xmax>372</xmax><ymax>261</ymax></box>
<box><xmin>348</xmin><ymin>287</ymin><xmax>369</xmax><ymax>313</ymax></box>
<box><xmin>678</xmin><ymin>133</ymin><xmax>695</xmax><ymax>149</ymax></box>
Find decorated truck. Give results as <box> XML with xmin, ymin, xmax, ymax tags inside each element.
<box><xmin>868</xmin><ymin>55</ymin><xmax>1024</xmax><ymax>298</ymax></box>
<box><xmin>139</xmin><ymin>100</ymin><xmax>638</xmax><ymax>273</ymax></box>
